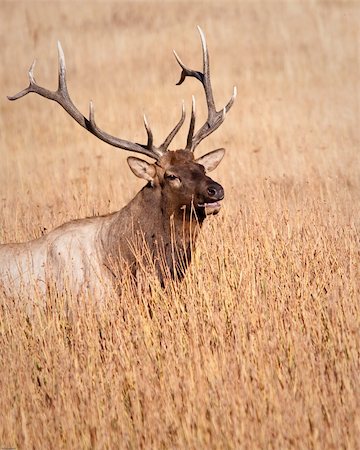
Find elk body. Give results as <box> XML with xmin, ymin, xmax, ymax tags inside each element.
<box><xmin>0</xmin><ymin>28</ymin><xmax>236</xmax><ymax>297</ymax></box>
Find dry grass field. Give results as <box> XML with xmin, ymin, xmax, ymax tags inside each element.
<box><xmin>0</xmin><ymin>1</ymin><xmax>359</xmax><ymax>449</ymax></box>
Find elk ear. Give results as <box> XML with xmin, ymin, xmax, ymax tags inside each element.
<box><xmin>127</xmin><ymin>157</ymin><xmax>156</xmax><ymax>182</ymax></box>
<box><xmin>195</xmin><ymin>148</ymin><xmax>225</xmax><ymax>172</ymax></box>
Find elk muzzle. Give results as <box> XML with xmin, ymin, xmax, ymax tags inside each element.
<box><xmin>198</xmin><ymin>181</ymin><xmax>224</xmax><ymax>215</ymax></box>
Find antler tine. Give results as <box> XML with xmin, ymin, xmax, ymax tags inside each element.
<box><xmin>142</xmin><ymin>114</ymin><xmax>154</xmax><ymax>150</ymax></box>
<box><xmin>7</xmin><ymin>42</ymin><xmax>173</xmax><ymax>161</ymax></box>
<box><xmin>225</xmin><ymin>85</ymin><xmax>237</xmax><ymax>113</ymax></box>
<box><xmin>173</xmin><ymin>50</ymin><xmax>203</xmax><ymax>85</ymax></box>
<box><xmin>174</xmin><ymin>26</ymin><xmax>237</xmax><ymax>152</ymax></box>
<box><xmin>185</xmin><ymin>96</ymin><xmax>196</xmax><ymax>151</ymax></box>
<box><xmin>88</xmin><ymin>102</ymin><xmax>163</xmax><ymax>159</ymax></box>
<box><xmin>57</xmin><ymin>40</ymin><xmax>66</xmax><ymax>90</ymax></box>
<box><xmin>7</xmin><ymin>60</ymin><xmax>37</xmax><ymax>101</ymax></box>
<box><xmin>160</xmin><ymin>101</ymin><xmax>186</xmax><ymax>151</ymax></box>
<box><xmin>197</xmin><ymin>26</ymin><xmax>216</xmax><ymax>114</ymax></box>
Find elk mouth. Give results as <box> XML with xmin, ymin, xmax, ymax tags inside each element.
<box><xmin>197</xmin><ymin>200</ymin><xmax>223</xmax><ymax>215</ymax></box>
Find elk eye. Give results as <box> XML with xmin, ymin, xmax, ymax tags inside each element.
<box><xmin>165</xmin><ymin>174</ymin><xmax>179</xmax><ymax>181</ymax></box>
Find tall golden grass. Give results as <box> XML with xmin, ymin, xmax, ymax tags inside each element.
<box><xmin>0</xmin><ymin>1</ymin><xmax>359</xmax><ymax>449</ymax></box>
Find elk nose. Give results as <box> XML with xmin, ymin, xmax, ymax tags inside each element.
<box><xmin>207</xmin><ymin>183</ymin><xmax>224</xmax><ymax>200</ymax></box>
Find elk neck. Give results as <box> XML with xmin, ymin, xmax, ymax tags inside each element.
<box><xmin>101</xmin><ymin>180</ymin><xmax>203</xmax><ymax>281</ymax></box>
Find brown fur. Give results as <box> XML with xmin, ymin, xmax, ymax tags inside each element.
<box><xmin>102</xmin><ymin>150</ymin><xmax>223</xmax><ymax>286</ymax></box>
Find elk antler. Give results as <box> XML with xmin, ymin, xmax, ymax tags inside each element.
<box><xmin>174</xmin><ymin>26</ymin><xmax>237</xmax><ymax>152</ymax></box>
<box><xmin>8</xmin><ymin>42</ymin><xmax>186</xmax><ymax>161</ymax></box>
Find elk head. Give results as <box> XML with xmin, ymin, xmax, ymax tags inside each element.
<box><xmin>128</xmin><ymin>148</ymin><xmax>225</xmax><ymax>219</ymax></box>
<box><xmin>8</xmin><ymin>27</ymin><xmax>236</xmax><ymax>220</ymax></box>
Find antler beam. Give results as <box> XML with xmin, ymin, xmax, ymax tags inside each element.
<box><xmin>8</xmin><ymin>42</ymin><xmax>186</xmax><ymax>161</ymax></box>
<box><xmin>174</xmin><ymin>26</ymin><xmax>237</xmax><ymax>152</ymax></box>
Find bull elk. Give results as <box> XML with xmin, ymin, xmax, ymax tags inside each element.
<box><xmin>0</xmin><ymin>27</ymin><xmax>236</xmax><ymax>297</ymax></box>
